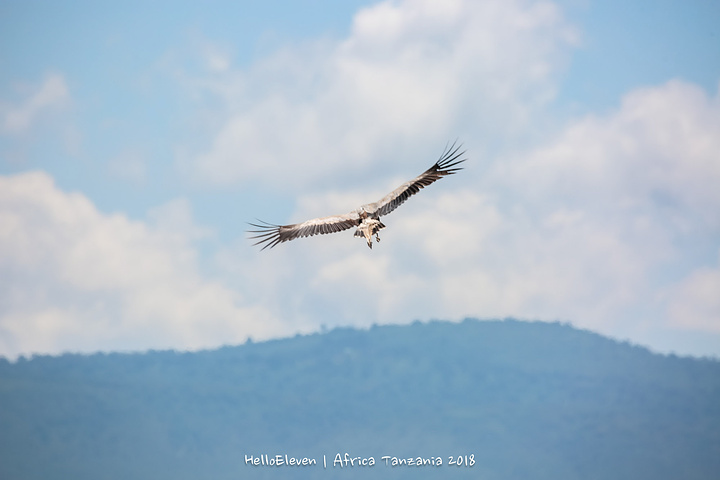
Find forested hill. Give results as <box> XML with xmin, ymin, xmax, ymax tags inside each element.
<box><xmin>1</xmin><ymin>319</ymin><xmax>719</xmax><ymax>480</ymax></box>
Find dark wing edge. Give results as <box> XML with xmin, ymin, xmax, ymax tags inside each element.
<box><xmin>374</xmin><ymin>140</ymin><xmax>466</xmax><ymax>217</ymax></box>
<box><xmin>248</xmin><ymin>213</ymin><xmax>360</xmax><ymax>250</ymax></box>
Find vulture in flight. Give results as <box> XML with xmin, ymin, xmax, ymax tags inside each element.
<box><xmin>249</xmin><ymin>142</ymin><xmax>466</xmax><ymax>250</ymax></box>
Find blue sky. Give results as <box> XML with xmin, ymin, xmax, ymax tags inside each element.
<box><xmin>1</xmin><ymin>0</ymin><xmax>719</xmax><ymax>359</ymax></box>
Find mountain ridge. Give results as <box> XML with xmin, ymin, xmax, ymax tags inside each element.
<box><xmin>1</xmin><ymin>318</ymin><xmax>719</xmax><ymax>480</ymax></box>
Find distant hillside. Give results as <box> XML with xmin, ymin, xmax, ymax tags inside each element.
<box><xmin>1</xmin><ymin>319</ymin><xmax>719</xmax><ymax>480</ymax></box>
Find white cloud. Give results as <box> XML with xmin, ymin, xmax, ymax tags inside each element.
<box><xmin>498</xmin><ymin>80</ymin><xmax>720</xmax><ymax>226</ymax></box>
<box><xmin>3</xmin><ymin>1</ymin><xmax>717</xmax><ymax>358</ymax></box>
<box><xmin>217</xmin><ymin>78</ymin><xmax>720</xmax><ymax>357</ymax></box>
<box><xmin>0</xmin><ymin>172</ymin><xmax>282</xmax><ymax>359</ymax></box>
<box><xmin>477</xmin><ymin>79</ymin><xmax>720</xmax><ymax>344</ymax></box>
<box><xmin>146</xmin><ymin>197</ymin><xmax>214</xmax><ymax>242</ymax></box>
<box><xmin>666</xmin><ymin>252</ymin><xmax>720</xmax><ymax>333</ymax></box>
<box><xmin>107</xmin><ymin>149</ymin><xmax>147</xmax><ymax>184</ymax></box>
<box><xmin>1</xmin><ymin>73</ymin><xmax>70</xmax><ymax>134</ymax></box>
<box><xmin>203</xmin><ymin>43</ymin><xmax>232</xmax><ymax>74</ymax></box>
<box><xmin>181</xmin><ymin>0</ymin><xmax>577</xmax><ymax>190</ymax></box>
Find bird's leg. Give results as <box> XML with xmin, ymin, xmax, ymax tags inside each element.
<box><xmin>375</xmin><ymin>233</ymin><xmax>380</xmax><ymax>242</ymax></box>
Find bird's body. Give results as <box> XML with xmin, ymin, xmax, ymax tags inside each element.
<box><xmin>249</xmin><ymin>142</ymin><xmax>465</xmax><ymax>249</ymax></box>
<box><xmin>352</xmin><ymin>209</ymin><xmax>385</xmax><ymax>249</ymax></box>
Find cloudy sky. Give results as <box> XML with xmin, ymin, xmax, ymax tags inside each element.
<box><xmin>1</xmin><ymin>0</ymin><xmax>719</xmax><ymax>359</ymax></box>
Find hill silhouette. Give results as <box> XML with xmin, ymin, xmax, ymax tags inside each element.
<box><xmin>1</xmin><ymin>319</ymin><xmax>719</xmax><ymax>479</ymax></box>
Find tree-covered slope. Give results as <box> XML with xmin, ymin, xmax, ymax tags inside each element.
<box><xmin>1</xmin><ymin>319</ymin><xmax>719</xmax><ymax>479</ymax></box>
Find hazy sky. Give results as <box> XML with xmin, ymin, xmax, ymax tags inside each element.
<box><xmin>1</xmin><ymin>0</ymin><xmax>719</xmax><ymax>359</ymax></box>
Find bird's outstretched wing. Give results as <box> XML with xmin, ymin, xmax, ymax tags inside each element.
<box><xmin>248</xmin><ymin>213</ymin><xmax>360</xmax><ymax>250</ymax></box>
<box><xmin>370</xmin><ymin>141</ymin><xmax>466</xmax><ymax>217</ymax></box>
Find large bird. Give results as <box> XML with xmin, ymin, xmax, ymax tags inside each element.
<box><xmin>249</xmin><ymin>142</ymin><xmax>466</xmax><ymax>250</ymax></box>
